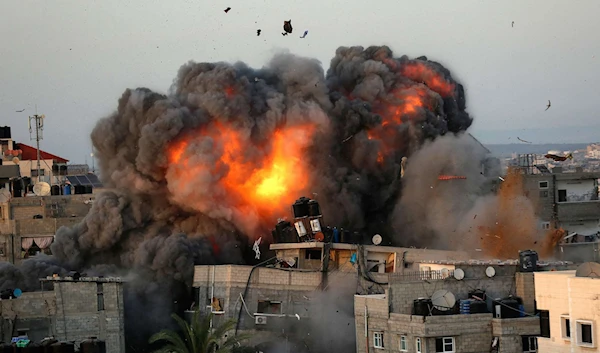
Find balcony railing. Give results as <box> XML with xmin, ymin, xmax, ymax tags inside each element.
<box><xmin>389</xmin><ymin>270</ymin><xmax>454</xmax><ymax>281</ymax></box>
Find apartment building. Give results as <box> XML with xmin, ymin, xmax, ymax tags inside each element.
<box><xmin>534</xmin><ymin>264</ymin><xmax>600</xmax><ymax>352</ymax></box>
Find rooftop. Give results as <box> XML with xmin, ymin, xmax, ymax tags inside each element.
<box><xmin>41</xmin><ymin>276</ymin><xmax>124</xmax><ymax>283</ymax></box>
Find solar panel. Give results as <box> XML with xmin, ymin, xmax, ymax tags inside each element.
<box><xmin>66</xmin><ymin>176</ymin><xmax>79</xmax><ymax>185</ymax></box>
<box><xmin>87</xmin><ymin>174</ymin><xmax>103</xmax><ymax>187</ymax></box>
<box><xmin>76</xmin><ymin>175</ymin><xmax>91</xmax><ymax>185</ymax></box>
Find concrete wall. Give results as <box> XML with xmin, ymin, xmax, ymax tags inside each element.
<box><xmin>535</xmin><ymin>271</ymin><xmax>573</xmax><ymax>353</ymax></box>
<box><xmin>556</xmin><ymin>202</ymin><xmax>600</xmax><ymax>223</ymax></box>
<box><xmin>491</xmin><ymin>317</ymin><xmax>540</xmax><ymax>353</ymax></box>
<box><xmin>388</xmin><ymin>265</ymin><xmax>520</xmax><ymax>315</ymax></box>
<box><xmin>522</xmin><ymin>174</ymin><xmax>555</xmax><ymax>222</ymax></box>
<box><xmin>515</xmin><ymin>273</ymin><xmax>536</xmax><ymax>313</ymax></box>
<box><xmin>9</xmin><ymin>195</ymin><xmax>93</xmax><ymax>221</ymax></box>
<box><xmin>558</xmin><ymin>242</ymin><xmax>600</xmax><ymax>263</ymax></box>
<box><xmin>0</xmin><ymin>282</ymin><xmax>124</xmax><ymax>353</ymax></box>
<box><xmin>559</xmin><ymin>219</ymin><xmax>600</xmax><ymax>235</ymax></box>
<box><xmin>555</xmin><ymin>179</ymin><xmax>598</xmax><ymax>202</ymax></box>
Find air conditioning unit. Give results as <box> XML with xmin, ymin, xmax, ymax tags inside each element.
<box><xmin>255</xmin><ymin>315</ymin><xmax>267</xmax><ymax>325</ymax></box>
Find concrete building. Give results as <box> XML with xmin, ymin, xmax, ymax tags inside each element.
<box><xmin>352</xmin><ymin>260</ymin><xmax>564</xmax><ymax>353</ymax></box>
<box><xmin>0</xmin><ymin>194</ymin><xmax>94</xmax><ymax>264</ymax></box>
<box><xmin>0</xmin><ymin>276</ymin><xmax>125</xmax><ymax>353</ymax></box>
<box><xmin>535</xmin><ymin>267</ymin><xmax>600</xmax><ymax>352</ymax></box>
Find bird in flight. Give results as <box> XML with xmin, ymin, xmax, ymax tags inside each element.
<box><xmin>15</xmin><ymin>109</ymin><xmax>25</xmax><ymax>113</ymax></box>
<box><xmin>545</xmin><ymin>100</ymin><xmax>551</xmax><ymax>111</ymax></box>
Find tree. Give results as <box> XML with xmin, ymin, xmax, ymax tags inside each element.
<box><xmin>149</xmin><ymin>310</ymin><xmax>251</xmax><ymax>353</ymax></box>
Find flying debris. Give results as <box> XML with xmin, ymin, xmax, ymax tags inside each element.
<box><xmin>512</xmin><ymin>21</ymin><xmax>514</xmax><ymax>27</ymax></box>
<box><xmin>544</xmin><ymin>153</ymin><xmax>573</xmax><ymax>162</ymax></box>
<box><xmin>438</xmin><ymin>175</ymin><xmax>467</xmax><ymax>180</ymax></box>
<box><xmin>257</xmin><ymin>29</ymin><xmax>261</xmax><ymax>36</ymax></box>
<box><xmin>253</xmin><ymin>237</ymin><xmax>262</xmax><ymax>259</ymax></box>
<box><xmin>545</xmin><ymin>100</ymin><xmax>551</xmax><ymax>111</ymax></box>
<box><xmin>283</xmin><ymin>20</ymin><xmax>293</xmax><ymax>34</ymax></box>
<box><xmin>400</xmin><ymin>157</ymin><xmax>407</xmax><ymax>179</ymax></box>
<box><xmin>341</xmin><ymin>134</ymin><xmax>355</xmax><ymax>143</ymax></box>
<box><xmin>517</xmin><ymin>137</ymin><xmax>532</xmax><ymax>144</ymax></box>
<box><xmin>281</xmin><ymin>33</ymin><xmax>288</xmax><ymax>36</ymax></box>
<box><xmin>224</xmin><ymin>7</ymin><xmax>231</xmax><ymax>13</ymax></box>
<box><xmin>15</xmin><ymin>109</ymin><xmax>25</xmax><ymax>113</ymax></box>
<box><xmin>300</xmin><ymin>30</ymin><xmax>308</xmax><ymax>39</ymax></box>
<box><xmin>499</xmin><ymin>176</ymin><xmax>505</xmax><ymax>182</ymax></box>
<box><xmin>295</xmin><ymin>314</ymin><xmax>300</xmax><ymax>320</ymax></box>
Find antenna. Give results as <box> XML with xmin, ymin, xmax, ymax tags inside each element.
<box><xmin>453</xmin><ymin>268</ymin><xmax>465</xmax><ymax>280</ymax></box>
<box><xmin>372</xmin><ymin>234</ymin><xmax>382</xmax><ymax>245</ymax></box>
<box><xmin>431</xmin><ymin>290</ymin><xmax>456</xmax><ymax>312</ymax></box>
<box><xmin>28</xmin><ymin>113</ymin><xmax>45</xmax><ymax>182</ymax></box>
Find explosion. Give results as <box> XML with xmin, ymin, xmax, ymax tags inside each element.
<box><xmin>0</xmin><ymin>46</ymin><xmax>473</xmax><ymax>349</ymax></box>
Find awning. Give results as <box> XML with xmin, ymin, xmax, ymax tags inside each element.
<box><xmin>0</xmin><ymin>165</ymin><xmax>20</xmax><ymax>179</ymax></box>
<box><xmin>66</xmin><ymin>174</ymin><xmax>103</xmax><ymax>187</ymax></box>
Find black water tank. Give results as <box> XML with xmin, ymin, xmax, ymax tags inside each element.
<box><xmin>51</xmin><ymin>185</ymin><xmax>61</xmax><ymax>196</ymax></box>
<box><xmin>84</xmin><ymin>185</ymin><xmax>93</xmax><ymax>194</ymax></box>
<box><xmin>80</xmin><ymin>337</ymin><xmax>106</xmax><ymax>353</ymax></box>
<box><xmin>292</xmin><ymin>198</ymin><xmax>309</xmax><ymax>218</ymax></box>
<box><xmin>307</xmin><ymin>200</ymin><xmax>321</xmax><ymax>217</ymax></box>
<box><xmin>413</xmin><ymin>298</ymin><xmax>432</xmax><ymax>316</ymax></box>
<box><xmin>74</xmin><ymin>185</ymin><xmax>85</xmax><ymax>194</ymax></box>
<box><xmin>50</xmin><ymin>342</ymin><xmax>75</xmax><ymax>353</ymax></box>
<box><xmin>469</xmin><ymin>300</ymin><xmax>489</xmax><ymax>314</ymax></box>
<box><xmin>40</xmin><ymin>338</ymin><xmax>58</xmax><ymax>353</ymax></box>
<box><xmin>339</xmin><ymin>230</ymin><xmax>350</xmax><ymax>243</ymax></box>
<box><xmin>0</xmin><ymin>343</ymin><xmax>12</xmax><ymax>353</ymax></box>
<box><xmin>519</xmin><ymin>250</ymin><xmax>539</xmax><ymax>272</ymax></box>
<box><xmin>468</xmin><ymin>290</ymin><xmax>487</xmax><ymax>301</ymax></box>
<box><xmin>21</xmin><ymin>343</ymin><xmax>43</xmax><ymax>353</ymax></box>
<box><xmin>493</xmin><ymin>298</ymin><xmax>520</xmax><ymax>318</ymax></box>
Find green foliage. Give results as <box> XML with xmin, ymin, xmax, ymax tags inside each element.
<box><xmin>149</xmin><ymin>310</ymin><xmax>250</xmax><ymax>353</ymax></box>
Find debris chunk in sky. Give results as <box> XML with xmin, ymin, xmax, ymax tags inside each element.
<box><xmin>544</xmin><ymin>153</ymin><xmax>573</xmax><ymax>162</ymax></box>
<box><xmin>257</xmin><ymin>29</ymin><xmax>261</xmax><ymax>36</ymax></box>
<box><xmin>517</xmin><ymin>137</ymin><xmax>532</xmax><ymax>144</ymax></box>
<box><xmin>300</xmin><ymin>30</ymin><xmax>308</xmax><ymax>38</ymax></box>
<box><xmin>224</xmin><ymin>7</ymin><xmax>231</xmax><ymax>13</ymax></box>
<box><xmin>545</xmin><ymin>100</ymin><xmax>551</xmax><ymax>111</ymax></box>
<box><xmin>283</xmin><ymin>20</ymin><xmax>293</xmax><ymax>34</ymax></box>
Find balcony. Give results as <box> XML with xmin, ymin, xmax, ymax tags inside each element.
<box><xmin>556</xmin><ymin>201</ymin><xmax>600</xmax><ymax>222</ymax></box>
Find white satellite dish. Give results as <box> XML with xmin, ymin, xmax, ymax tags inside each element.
<box><xmin>33</xmin><ymin>182</ymin><xmax>51</xmax><ymax>196</ymax></box>
<box><xmin>440</xmin><ymin>268</ymin><xmax>450</xmax><ymax>279</ymax></box>
<box><xmin>0</xmin><ymin>189</ymin><xmax>11</xmax><ymax>203</ymax></box>
<box><xmin>12</xmin><ymin>157</ymin><xmax>19</xmax><ymax>165</ymax></box>
<box><xmin>372</xmin><ymin>234</ymin><xmax>382</xmax><ymax>245</ymax></box>
<box><xmin>485</xmin><ymin>266</ymin><xmax>496</xmax><ymax>278</ymax></box>
<box><xmin>454</xmin><ymin>268</ymin><xmax>465</xmax><ymax>280</ymax></box>
<box><xmin>431</xmin><ymin>289</ymin><xmax>456</xmax><ymax>312</ymax></box>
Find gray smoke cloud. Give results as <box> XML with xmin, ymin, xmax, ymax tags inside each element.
<box><xmin>0</xmin><ymin>45</ymin><xmax>473</xmax><ymax>349</ymax></box>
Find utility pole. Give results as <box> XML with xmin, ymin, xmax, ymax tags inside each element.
<box><xmin>28</xmin><ymin>114</ymin><xmax>45</xmax><ymax>182</ymax></box>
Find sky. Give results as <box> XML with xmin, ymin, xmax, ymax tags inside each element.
<box><xmin>1</xmin><ymin>0</ymin><xmax>599</xmax><ymax>164</ymax></box>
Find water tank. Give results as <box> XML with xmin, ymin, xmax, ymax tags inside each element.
<box><xmin>460</xmin><ymin>299</ymin><xmax>471</xmax><ymax>314</ymax></box>
<box><xmin>74</xmin><ymin>185</ymin><xmax>85</xmax><ymax>194</ymax></box>
<box><xmin>63</xmin><ymin>185</ymin><xmax>71</xmax><ymax>195</ymax></box>
<box><xmin>21</xmin><ymin>343</ymin><xmax>43</xmax><ymax>353</ymax></box>
<box><xmin>469</xmin><ymin>300</ymin><xmax>489</xmax><ymax>314</ymax></box>
<box><xmin>51</xmin><ymin>185</ymin><xmax>61</xmax><ymax>196</ymax></box>
<box><xmin>519</xmin><ymin>250</ymin><xmax>539</xmax><ymax>272</ymax></box>
<box><xmin>40</xmin><ymin>338</ymin><xmax>58</xmax><ymax>353</ymax></box>
<box><xmin>413</xmin><ymin>298</ymin><xmax>432</xmax><ymax>316</ymax></box>
<box><xmin>0</xmin><ymin>344</ymin><xmax>12</xmax><ymax>353</ymax></box>
<box><xmin>80</xmin><ymin>337</ymin><xmax>106</xmax><ymax>353</ymax></box>
<box><xmin>84</xmin><ymin>186</ymin><xmax>93</xmax><ymax>194</ymax></box>
<box><xmin>292</xmin><ymin>198</ymin><xmax>309</xmax><ymax>218</ymax></box>
<box><xmin>307</xmin><ymin>200</ymin><xmax>321</xmax><ymax>217</ymax></box>
<box><xmin>333</xmin><ymin>228</ymin><xmax>339</xmax><ymax>243</ymax></box>
<box><xmin>468</xmin><ymin>290</ymin><xmax>487</xmax><ymax>301</ymax></box>
<box><xmin>493</xmin><ymin>298</ymin><xmax>521</xmax><ymax>319</ymax></box>
<box><xmin>339</xmin><ymin>230</ymin><xmax>350</xmax><ymax>243</ymax></box>
<box><xmin>50</xmin><ymin>342</ymin><xmax>75</xmax><ymax>353</ymax></box>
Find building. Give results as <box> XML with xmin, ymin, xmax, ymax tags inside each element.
<box><xmin>534</xmin><ymin>264</ymin><xmax>600</xmax><ymax>352</ymax></box>
<box><xmin>0</xmin><ymin>276</ymin><xmax>125</xmax><ymax>353</ymax></box>
<box><xmin>353</xmin><ymin>259</ymin><xmax>574</xmax><ymax>353</ymax></box>
<box><xmin>192</xmin><ymin>242</ymin><xmax>472</xmax><ymax>353</ymax></box>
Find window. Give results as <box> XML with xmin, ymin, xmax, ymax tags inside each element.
<box><xmin>257</xmin><ymin>300</ymin><xmax>282</xmax><ymax>315</ymax></box>
<box><xmin>373</xmin><ymin>332</ymin><xmax>383</xmax><ymax>349</ymax></box>
<box><xmin>416</xmin><ymin>337</ymin><xmax>422</xmax><ymax>353</ymax></box>
<box><xmin>558</xmin><ymin>189</ymin><xmax>567</xmax><ymax>202</ymax></box>
<box><xmin>539</xmin><ymin>190</ymin><xmax>549</xmax><ymax>198</ymax></box>
<box><xmin>522</xmin><ymin>336</ymin><xmax>537</xmax><ymax>352</ymax></box>
<box><xmin>31</xmin><ymin>169</ymin><xmax>45</xmax><ymax>177</ymax></box>
<box><xmin>540</xmin><ymin>310</ymin><xmax>550</xmax><ymax>338</ymax></box>
<box><xmin>305</xmin><ymin>249</ymin><xmax>321</xmax><ymax>260</ymax></box>
<box><xmin>540</xmin><ymin>222</ymin><xmax>551</xmax><ymax>230</ymax></box>
<box><xmin>96</xmin><ymin>283</ymin><xmax>104</xmax><ymax>311</ymax></box>
<box><xmin>576</xmin><ymin>320</ymin><xmax>594</xmax><ymax>347</ymax></box>
<box><xmin>561</xmin><ymin>315</ymin><xmax>571</xmax><ymax>339</ymax></box>
<box><xmin>211</xmin><ymin>297</ymin><xmax>224</xmax><ymax>313</ymax></box>
<box><xmin>400</xmin><ymin>336</ymin><xmax>407</xmax><ymax>351</ymax></box>
<box><xmin>539</xmin><ymin>181</ymin><xmax>549</xmax><ymax>189</ymax></box>
<box><xmin>435</xmin><ymin>337</ymin><xmax>455</xmax><ymax>352</ymax></box>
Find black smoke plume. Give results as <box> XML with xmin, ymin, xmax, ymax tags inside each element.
<box><xmin>0</xmin><ymin>45</ymin><xmax>471</xmax><ymax>349</ymax></box>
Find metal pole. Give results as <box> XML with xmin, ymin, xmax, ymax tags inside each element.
<box><xmin>35</xmin><ymin>116</ymin><xmax>41</xmax><ymax>182</ymax></box>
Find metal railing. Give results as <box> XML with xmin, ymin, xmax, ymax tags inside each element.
<box><xmin>389</xmin><ymin>270</ymin><xmax>454</xmax><ymax>281</ymax></box>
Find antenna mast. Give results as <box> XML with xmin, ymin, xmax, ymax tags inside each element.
<box><xmin>28</xmin><ymin>114</ymin><xmax>45</xmax><ymax>182</ymax></box>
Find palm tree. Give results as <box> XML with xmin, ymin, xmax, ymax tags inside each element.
<box><xmin>149</xmin><ymin>310</ymin><xmax>250</xmax><ymax>353</ymax></box>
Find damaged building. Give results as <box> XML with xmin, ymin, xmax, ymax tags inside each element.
<box><xmin>0</xmin><ymin>276</ymin><xmax>125</xmax><ymax>353</ymax></box>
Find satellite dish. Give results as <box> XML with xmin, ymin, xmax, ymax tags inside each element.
<box><xmin>576</xmin><ymin>262</ymin><xmax>600</xmax><ymax>278</ymax></box>
<box><xmin>441</xmin><ymin>268</ymin><xmax>450</xmax><ymax>278</ymax></box>
<box><xmin>13</xmin><ymin>288</ymin><xmax>22</xmax><ymax>298</ymax></box>
<box><xmin>0</xmin><ymin>189</ymin><xmax>11</xmax><ymax>203</ymax></box>
<box><xmin>12</xmin><ymin>157</ymin><xmax>19</xmax><ymax>165</ymax></box>
<box><xmin>454</xmin><ymin>268</ymin><xmax>465</xmax><ymax>280</ymax></box>
<box><xmin>33</xmin><ymin>182</ymin><xmax>51</xmax><ymax>196</ymax></box>
<box><xmin>372</xmin><ymin>234</ymin><xmax>382</xmax><ymax>245</ymax></box>
<box><xmin>485</xmin><ymin>266</ymin><xmax>496</xmax><ymax>278</ymax></box>
<box><xmin>431</xmin><ymin>289</ymin><xmax>456</xmax><ymax>311</ymax></box>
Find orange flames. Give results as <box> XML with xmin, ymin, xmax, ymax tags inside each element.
<box><xmin>400</xmin><ymin>63</ymin><xmax>456</xmax><ymax>98</ymax></box>
<box><xmin>166</xmin><ymin>122</ymin><xmax>316</xmax><ymax>237</ymax></box>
